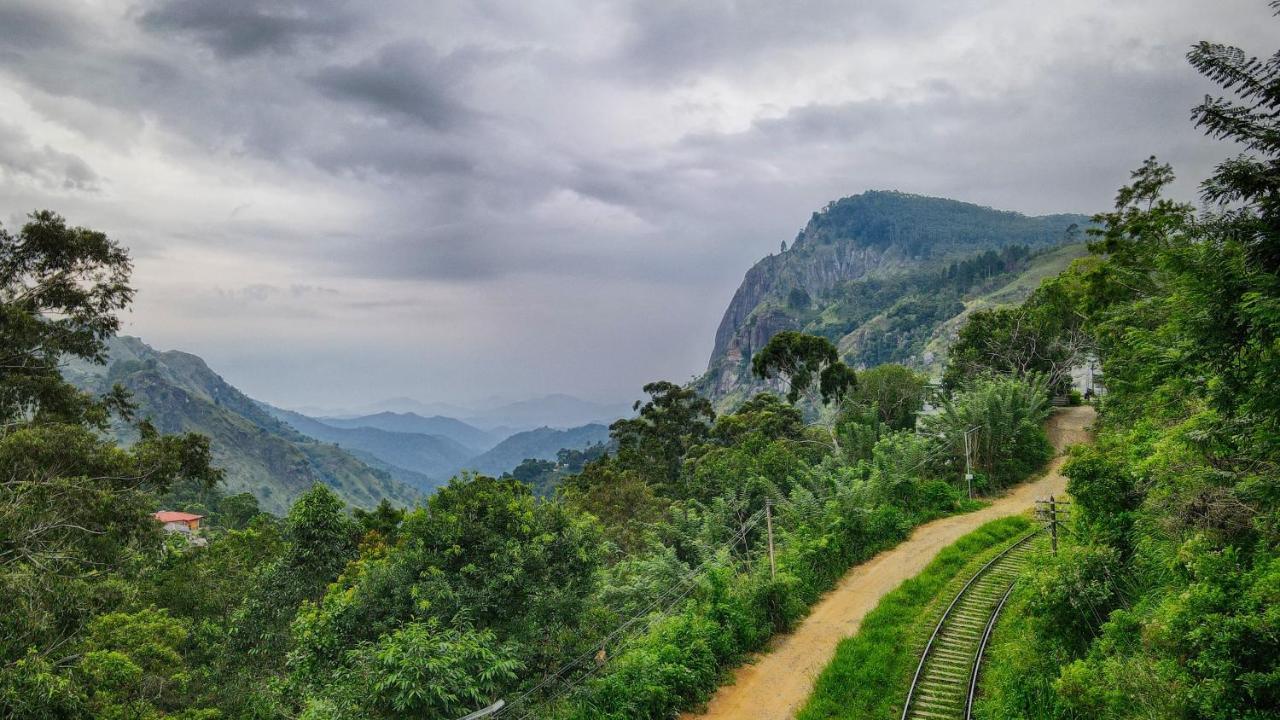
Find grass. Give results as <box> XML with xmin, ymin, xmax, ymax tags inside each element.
<box><xmin>796</xmin><ymin>514</ymin><xmax>1033</xmax><ymax>720</ymax></box>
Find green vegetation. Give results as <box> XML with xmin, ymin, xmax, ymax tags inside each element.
<box><xmin>962</xmin><ymin>19</ymin><xmax>1280</xmax><ymax>720</ymax></box>
<box><xmin>797</xmin><ymin>515</ymin><xmax>1032</xmax><ymax>720</ymax></box>
<box><xmin>0</xmin><ymin>207</ymin><xmax>1058</xmax><ymax>720</ymax></box>
<box><xmin>699</xmin><ymin>191</ymin><xmax>1091</xmax><ymax>409</ymax></box>
<box><xmin>66</xmin><ymin>336</ymin><xmax>420</xmax><ymax>514</ymax></box>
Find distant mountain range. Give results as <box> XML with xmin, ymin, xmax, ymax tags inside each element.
<box><xmin>260</xmin><ymin>407</ymin><xmax>474</xmax><ymax>493</ymax></box>
<box><xmin>696</xmin><ymin>190</ymin><xmax>1090</xmax><ymax>408</ymax></box>
<box><xmin>62</xmin><ymin>336</ymin><xmax>625</xmax><ymax>512</ymax></box>
<box><xmin>307</xmin><ymin>393</ymin><xmax>632</xmax><ymax>432</ymax></box>
<box><xmin>316</xmin><ymin>412</ymin><xmax>499</xmax><ymax>452</ymax></box>
<box><xmin>63</xmin><ymin>336</ymin><xmax>420</xmax><ymax>514</ymax></box>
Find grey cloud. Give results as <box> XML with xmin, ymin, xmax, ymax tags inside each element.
<box><xmin>0</xmin><ymin>122</ymin><xmax>100</xmax><ymax>191</ymax></box>
<box><xmin>137</xmin><ymin>0</ymin><xmax>353</xmax><ymax>58</ymax></box>
<box><xmin>613</xmin><ymin>0</ymin><xmax>971</xmax><ymax>82</ymax></box>
<box><xmin>2</xmin><ymin>0</ymin><xmax>1274</xmax><ymax>406</ymax></box>
<box><xmin>0</xmin><ymin>2</ymin><xmax>78</xmax><ymax>53</ymax></box>
<box><xmin>312</xmin><ymin>42</ymin><xmax>474</xmax><ymax>130</ymax></box>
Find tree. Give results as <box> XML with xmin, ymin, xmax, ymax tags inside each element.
<box><xmin>298</xmin><ymin>620</ymin><xmax>519</xmax><ymax>720</ymax></box>
<box><xmin>942</xmin><ymin>271</ymin><xmax>1094</xmax><ymax>396</ymax></box>
<box><xmin>922</xmin><ymin>375</ymin><xmax>1052</xmax><ymax>490</ymax></box>
<box><xmin>352</xmin><ymin>498</ymin><xmax>405</xmax><ymax>540</ymax></box>
<box><xmin>849</xmin><ymin>364</ymin><xmax>927</xmax><ymax>430</ymax></box>
<box><xmin>751</xmin><ymin>331</ymin><xmax>856</xmax><ymax>405</ymax></box>
<box><xmin>230</xmin><ymin>484</ymin><xmax>358</xmax><ymax>663</ymax></box>
<box><xmin>1</xmin><ymin>210</ymin><xmax>134</xmax><ymax>428</ymax></box>
<box><xmin>609</xmin><ymin>381</ymin><xmax>715</xmax><ymax>494</ymax></box>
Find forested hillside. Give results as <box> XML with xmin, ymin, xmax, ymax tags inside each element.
<box><xmin>698</xmin><ymin>192</ymin><xmax>1089</xmax><ymax>407</ymax></box>
<box><xmin>464</xmin><ymin>423</ymin><xmax>611</xmax><ymax>476</ymax></box>
<box><xmin>957</xmin><ymin>28</ymin><xmax>1280</xmax><ymax>720</ymax></box>
<box><xmin>64</xmin><ymin>336</ymin><xmax>419</xmax><ymax>513</ymax></box>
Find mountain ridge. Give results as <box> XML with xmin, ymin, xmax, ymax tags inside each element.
<box><xmin>63</xmin><ymin>336</ymin><xmax>420</xmax><ymax>514</ymax></box>
<box><xmin>699</xmin><ymin>190</ymin><xmax>1090</xmax><ymax>407</ymax></box>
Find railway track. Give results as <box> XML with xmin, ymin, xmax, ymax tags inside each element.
<box><xmin>900</xmin><ymin>530</ymin><xmax>1042</xmax><ymax>720</ymax></box>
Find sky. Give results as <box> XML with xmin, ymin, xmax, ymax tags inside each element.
<box><xmin>0</xmin><ymin>1</ymin><xmax>1273</xmax><ymax>410</ymax></box>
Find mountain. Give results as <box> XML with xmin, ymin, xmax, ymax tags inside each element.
<box><xmin>346</xmin><ymin>397</ymin><xmax>476</xmax><ymax>419</ymax></box>
<box><xmin>461</xmin><ymin>424</ymin><xmax>612</xmax><ymax>476</ymax></box>
<box><xmin>263</xmin><ymin>406</ymin><xmax>472</xmax><ymax>490</ymax></box>
<box><xmin>316</xmin><ymin>411</ymin><xmax>498</xmax><ymax>452</ymax></box>
<box><xmin>63</xmin><ymin>336</ymin><xmax>420</xmax><ymax>514</ymax></box>
<box><xmin>464</xmin><ymin>394</ymin><xmax>632</xmax><ymax>431</ymax></box>
<box><xmin>698</xmin><ymin>191</ymin><xmax>1090</xmax><ymax>408</ymax></box>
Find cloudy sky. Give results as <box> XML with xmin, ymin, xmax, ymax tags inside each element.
<box><xmin>0</xmin><ymin>1</ymin><xmax>1272</xmax><ymax>410</ymax></box>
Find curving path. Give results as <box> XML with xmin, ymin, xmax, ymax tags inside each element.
<box><xmin>679</xmin><ymin>406</ymin><xmax>1095</xmax><ymax>720</ymax></box>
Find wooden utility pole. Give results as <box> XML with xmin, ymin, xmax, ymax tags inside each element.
<box><xmin>765</xmin><ymin>498</ymin><xmax>777</xmax><ymax>580</ymax></box>
<box><xmin>1035</xmin><ymin>496</ymin><xmax>1071</xmax><ymax>555</ymax></box>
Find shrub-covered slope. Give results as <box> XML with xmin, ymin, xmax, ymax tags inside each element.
<box><xmin>64</xmin><ymin>336</ymin><xmax>419</xmax><ymax>514</ymax></box>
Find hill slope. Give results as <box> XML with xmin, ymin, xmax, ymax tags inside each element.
<box><xmin>63</xmin><ymin>336</ymin><xmax>420</xmax><ymax>514</ymax></box>
<box><xmin>699</xmin><ymin>191</ymin><xmax>1089</xmax><ymax>407</ymax></box>
<box><xmin>265</xmin><ymin>406</ymin><xmax>471</xmax><ymax>491</ymax></box>
<box><xmin>461</xmin><ymin>424</ymin><xmax>611</xmax><ymax>476</ymax></box>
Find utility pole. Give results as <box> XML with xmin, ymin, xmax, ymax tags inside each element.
<box><xmin>765</xmin><ymin>498</ymin><xmax>777</xmax><ymax>580</ymax></box>
<box><xmin>963</xmin><ymin>426</ymin><xmax>979</xmax><ymax>499</ymax></box>
<box><xmin>1035</xmin><ymin>496</ymin><xmax>1071</xmax><ymax>555</ymax></box>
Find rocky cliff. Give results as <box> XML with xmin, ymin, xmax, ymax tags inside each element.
<box><xmin>698</xmin><ymin>191</ymin><xmax>1089</xmax><ymax>408</ymax></box>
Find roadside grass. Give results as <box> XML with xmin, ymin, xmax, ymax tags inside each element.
<box><xmin>795</xmin><ymin>514</ymin><xmax>1033</xmax><ymax>720</ymax></box>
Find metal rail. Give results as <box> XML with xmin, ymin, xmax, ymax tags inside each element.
<box><xmin>966</xmin><ymin>580</ymin><xmax>1016</xmax><ymax>720</ymax></box>
<box><xmin>900</xmin><ymin>529</ymin><xmax>1041</xmax><ymax>720</ymax></box>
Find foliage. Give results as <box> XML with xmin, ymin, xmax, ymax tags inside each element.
<box><xmin>230</xmin><ymin>484</ymin><xmax>358</xmax><ymax>665</ymax></box>
<box><xmin>977</xmin><ymin>16</ymin><xmax>1280</xmax><ymax>719</ymax></box>
<box><xmin>923</xmin><ymin>374</ymin><xmax>1053</xmax><ymax>490</ymax></box>
<box><xmin>297</xmin><ymin>620</ymin><xmax>519</xmax><ymax>720</ymax></box>
<box><xmin>942</xmin><ymin>268</ymin><xmax>1093</xmax><ymax>394</ymax></box>
<box><xmin>751</xmin><ymin>331</ymin><xmax>857</xmax><ymax>405</ymax></box>
<box><xmin>0</xmin><ymin>213</ymin><xmax>228</xmax><ymax>719</ymax></box>
<box><xmin>848</xmin><ymin>364</ymin><xmax>927</xmax><ymax>431</ymax></box>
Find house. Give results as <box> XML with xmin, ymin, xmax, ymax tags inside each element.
<box><xmin>154</xmin><ymin>510</ymin><xmax>204</xmax><ymax>534</ymax></box>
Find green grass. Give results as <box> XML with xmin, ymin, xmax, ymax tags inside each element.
<box><xmin>796</xmin><ymin>514</ymin><xmax>1033</xmax><ymax>720</ymax></box>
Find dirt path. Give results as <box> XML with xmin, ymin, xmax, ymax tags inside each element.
<box><xmin>680</xmin><ymin>405</ymin><xmax>1096</xmax><ymax>720</ymax></box>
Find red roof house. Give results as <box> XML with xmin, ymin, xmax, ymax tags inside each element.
<box><xmin>154</xmin><ymin>511</ymin><xmax>204</xmax><ymax>533</ymax></box>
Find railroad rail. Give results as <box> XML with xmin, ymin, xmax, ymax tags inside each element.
<box><xmin>900</xmin><ymin>529</ymin><xmax>1042</xmax><ymax>720</ymax></box>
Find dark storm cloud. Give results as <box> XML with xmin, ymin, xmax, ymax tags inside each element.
<box><xmin>0</xmin><ymin>2</ymin><xmax>77</xmax><ymax>52</ymax></box>
<box><xmin>137</xmin><ymin>0</ymin><xmax>354</xmax><ymax>58</ymax></box>
<box><xmin>613</xmin><ymin>0</ymin><xmax>958</xmax><ymax>82</ymax></box>
<box><xmin>312</xmin><ymin>42</ymin><xmax>474</xmax><ymax>130</ymax></box>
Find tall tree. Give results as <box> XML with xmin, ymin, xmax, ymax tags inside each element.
<box><xmin>609</xmin><ymin>381</ymin><xmax>716</xmax><ymax>495</ymax></box>
<box><xmin>751</xmin><ymin>331</ymin><xmax>857</xmax><ymax>405</ymax></box>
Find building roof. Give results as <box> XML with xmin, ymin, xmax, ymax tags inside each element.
<box><xmin>154</xmin><ymin>511</ymin><xmax>204</xmax><ymax>523</ymax></box>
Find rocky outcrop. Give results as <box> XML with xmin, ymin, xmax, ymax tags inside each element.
<box><xmin>697</xmin><ymin>191</ymin><xmax>1089</xmax><ymax>408</ymax></box>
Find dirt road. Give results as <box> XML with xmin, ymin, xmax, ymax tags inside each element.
<box><xmin>680</xmin><ymin>405</ymin><xmax>1095</xmax><ymax>720</ymax></box>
